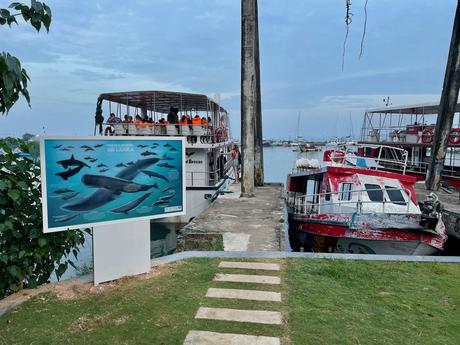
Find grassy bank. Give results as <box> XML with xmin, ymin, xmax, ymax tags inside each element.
<box><xmin>1</xmin><ymin>258</ymin><xmax>459</xmax><ymax>345</ymax></box>
<box><xmin>286</xmin><ymin>259</ymin><xmax>460</xmax><ymax>345</ymax></box>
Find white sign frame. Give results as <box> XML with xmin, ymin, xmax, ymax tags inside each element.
<box><xmin>40</xmin><ymin>135</ymin><xmax>186</xmax><ymax>233</ymax></box>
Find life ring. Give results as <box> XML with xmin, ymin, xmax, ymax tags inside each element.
<box><xmin>421</xmin><ymin>128</ymin><xmax>434</xmax><ymax>144</ymax></box>
<box><xmin>448</xmin><ymin>128</ymin><xmax>460</xmax><ymax>145</ymax></box>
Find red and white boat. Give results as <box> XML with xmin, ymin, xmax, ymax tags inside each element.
<box><xmin>300</xmin><ymin>143</ymin><xmax>320</xmax><ymax>152</ymax></box>
<box><xmin>286</xmin><ymin>146</ymin><xmax>447</xmax><ymax>255</ymax></box>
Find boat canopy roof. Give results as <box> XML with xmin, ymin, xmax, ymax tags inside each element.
<box><xmin>98</xmin><ymin>90</ymin><xmax>227</xmax><ymax>114</ymax></box>
<box><xmin>366</xmin><ymin>101</ymin><xmax>460</xmax><ymax>115</ymax></box>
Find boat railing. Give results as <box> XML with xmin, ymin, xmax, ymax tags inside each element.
<box><xmin>103</xmin><ymin>122</ymin><xmax>229</xmax><ymax>144</ymax></box>
<box><xmin>349</xmin><ymin>144</ymin><xmax>408</xmax><ymax>174</ymax></box>
<box><xmin>381</xmin><ymin>159</ymin><xmax>460</xmax><ymax>179</ymax></box>
<box><xmin>286</xmin><ymin>187</ymin><xmax>412</xmax><ymax>215</ymax></box>
<box><xmin>186</xmin><ymin>162</ymin><xmax>233</xmax><ymax>188</ymax></box>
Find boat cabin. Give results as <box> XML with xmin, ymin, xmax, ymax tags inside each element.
<box><xmin>286</xmin><ymin>165</ymin><xmax>420</xmax><ymax>216</ymax></box>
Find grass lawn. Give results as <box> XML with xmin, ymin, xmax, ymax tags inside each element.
<box><xmin>286</xmin><ymin>259</ymin><xmax>460</xmax><ymax>345</ymax></box>
<box><xmin>0</xmin><ymin>258</ymin><xmax>459</xmax><ymax>345</ymax></box>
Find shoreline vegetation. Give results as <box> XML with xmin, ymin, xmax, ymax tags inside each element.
<box><xmin>1</xmin><ymin>258</ymin><xmax>459</xmax><ymax>345</ymax></box>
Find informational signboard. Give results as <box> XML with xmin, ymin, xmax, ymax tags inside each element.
<box><xmin>40</xmin><ymin>136</ymin><xmax>185</xmax><ymax>233</ymax></box>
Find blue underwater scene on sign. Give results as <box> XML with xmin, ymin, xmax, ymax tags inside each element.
<box><xmin>43</xmin><ymin>138</ymin><xmax>183</xmax><ymax>230</ymax></box>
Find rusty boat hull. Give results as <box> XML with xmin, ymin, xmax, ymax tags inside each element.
<box><xmin>288</xmin><ymin>212</ymin><xmax>445</xmax><ymax>255</ymax></box>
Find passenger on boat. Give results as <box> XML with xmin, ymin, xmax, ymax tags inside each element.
<box><xmin>107</xmin><ymin>113</ymin><xmax>119</xmax><ymax>124</ymax></box>
<box><xmin>192</xmin><ymin>115</ymin><xmax>201</xmax><ymax>126</ymax></box>
<box><xmin>201</xmin><ymin>117</ymin><xmax>208</xmax><ymax>126</ymax></box>
<box><xmin>122</xmin><ymin>115</ymin><xmax>131</xmax><ymax>123</ymax></box>
<box><xmin>180</xmin><ymin>115</ymin><xmax>188</xmax><ymax>125</ymax></box>
<box><xmin>142</xmin><ymin>114</ymin><xmax>152</xmax><ymax>123</ymax></box>
<box><xmin>167</xmin><ymin>107</ymin><xmax>179</xmax><ymax>124</ymax></box>
<box><xmin>134</xmin><ymin>115</ymin><xmax>144</xmax><ymax>126</ymax></box>
<box><xmin>104</xmin><ymin>113</ymin><xmax>120</xmax><ymax>135</ymax></box>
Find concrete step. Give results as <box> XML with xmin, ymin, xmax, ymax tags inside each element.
<box><xmin>183</xmin><ymin>330</ymin><xmax>280</xmax><ymax>345</ymax></box>
<box><xmin>214</xmin><ymin>273</ymin><xmax>280</xmax><ymax>285</ymax></box>
<box><xmin>219</xmin><ymin>261</ymin><xmax>280</xmax><ymax>271</ymax></box>
<box><xmin>195</xmin><ymin>307</ymin><xmax>282</xmax><ymax>325</ymax></box>
<box><xmin>206</xmin><ymin>288</ymin><xmax>281</xmax><ymax>302</ymax></box>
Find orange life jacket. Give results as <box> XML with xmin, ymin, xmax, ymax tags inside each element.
<box><xmin>192</xmin><ymin>117</ymin><xmax>201</xmax><ymax>125</ymax></box>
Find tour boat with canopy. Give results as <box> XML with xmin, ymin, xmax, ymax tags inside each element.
<box><xmin>94</xmin><ymin>90</ymin><xmax>233</xmax><ymax>223</ymax></box>
<box><xmin>359</xmin><ymin>102</ymin><xmax>460</xmax><ymax>188</ymax></box>
<box><xmin>286</xmin><ymin>145</ymin><xmax>447</xmax><ymax>255</ymax></box>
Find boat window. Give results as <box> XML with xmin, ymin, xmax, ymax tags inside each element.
<box><xmin>339</xmin><ymin>183</ymin><xmax>353</xmax><ymax>201</ymax></box>
<box><xmin>365</xmin><ymin>183</ymin><xmax>383</xmax><ymax>202</ymax></box>
<box><xmin>325</xmin><ymin>181</ymin><xmax>331</xmax><ymax>201</ymax></box>
<box><xmin>385</xmin><ymin>186</ymin><xmax>406</xmax><ymax>205</ymax></box>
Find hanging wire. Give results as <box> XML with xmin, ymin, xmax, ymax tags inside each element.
<box><xmin>359</xmin><ymin>0</ymin><xmax>369</xmax><ymax>59</ymax></box>
<box><xmin>342</xmin><ymin>0</ymin><xmax>353</xmax><ymax>71</ymax></box>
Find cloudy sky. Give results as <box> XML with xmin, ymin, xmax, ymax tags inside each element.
<box><xmin>0</xmin><ymin>0</ymin><xmax>457</xmax><ymax>140</ymax></box>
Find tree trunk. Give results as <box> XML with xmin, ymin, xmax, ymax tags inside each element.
<box><xmin>253</xmin><ymin>0</ymin><xmax>264</xmax><ymax>187</ymax></box>
<box><xmin>426</xmin><ymin>0</ymin><xmax>460</xmax><ymax>190</ymax></box>
<box><xmin>241</xmin><ymin>0</ymin><xmax>256</xmax><ymax>197</ymax></box>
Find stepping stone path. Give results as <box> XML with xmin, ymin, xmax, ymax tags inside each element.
<box><xmin>214</xmin><ymin>273</ymin><xmax>280</xmax><ymax>285</ymax></box>
<box><xmin>184</xmin><ymin>330</ymin><xmax>280</xmax><ymax>345</ymax></box>
<box><xmin>206</xmin><ymin>288</ymin><xmax>281</xmax><ymax>302</ymax></box>
<box><xmin>183</xmin><ymin>260</ymin><xmax>283</xmax><ymax>345</ymax></box>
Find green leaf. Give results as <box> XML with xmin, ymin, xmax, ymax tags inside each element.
<box><xmin>30</xmin><ymin>16</ymin><xmax>41</xmax><ymax>32</ymax></box>
<box><xmin>37</xmin><ymin>238</ymin><xmax>47</xmax><ymax>247</ymax></box>
<box><xmin>20</xmin><ymin>7</ymin><xmax>30</xmax><ymax>22</ymax></box>
<box><xmin>5</xmin><ymin>53</ymin><xmax>21</xmax><ymax>77</ymax></box>
<box><xmin>7</xmin><ymin>189</ymin><xmax>21</xmax><ymax>202</ymax></box>
<box><xmin>17</xmin><ymin>181</ymin><xmax>28</xmax><ymax>190</ymax></box>
<box><xmin>41</xmin><ymin>13</ymin><xmax>50</xmax><ymax>32</ymax></box>
<box><xmin>7</xmin><ymin>265</ymin><xmax>18</xmax><ymax>278</ymax></box>
<box><xmin>0</xmin><ymin>9</ymin><xmax>11</xmax><ymax>17</ymax></box>
<box><xmin>43</xmin><ymin>4</ymin><xmax>51</xmax><ymax>17</ymax></box>
<box><xmin>8</xmin><ymin>3</ymin><xmax>22</xmax><ymax>9</ymax></box>
<box><xmin>56</xmin><ymin>263</ymin><xmax>67</xmax><ymax>279</ymax></box>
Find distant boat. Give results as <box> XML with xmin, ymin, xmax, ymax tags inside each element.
<box><xmin>299</xmin><ymin>143</ymin><xmax>320</xmax><ymax>152</ymax></box>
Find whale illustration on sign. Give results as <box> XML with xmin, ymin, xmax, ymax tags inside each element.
<box><xmin>111</xmin><ymin>193</ymin><xmax>151</xmax><ymax>214</ymax></box>
<box><xmin>82</xmin><ymin>174</ymin><xmax>158</xmax><ymax>193</ymax></box>
<box><xmin>158</xmin><ymin>162</ymin><xmax>175</xmax><ymax>169</ymax></box>
<box><xmin>140</xmin><ymin>170</ymin><xmax>169</xmax><ymax>182</ymax></box>
<box><xmin>62</xmin><ymin>157</ymin><xmax>160</xmax><ymax>212</ymax></box>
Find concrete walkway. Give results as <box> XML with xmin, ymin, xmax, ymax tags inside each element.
<box><xmin>183</xmin><ymin>260</ymin><xmax>283</xmax><ymax>344</ymax></box>
<box><xmin>181</xmin><ymin>184</ymin><xmax>284</xmax><ymax>251</ymax></box>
